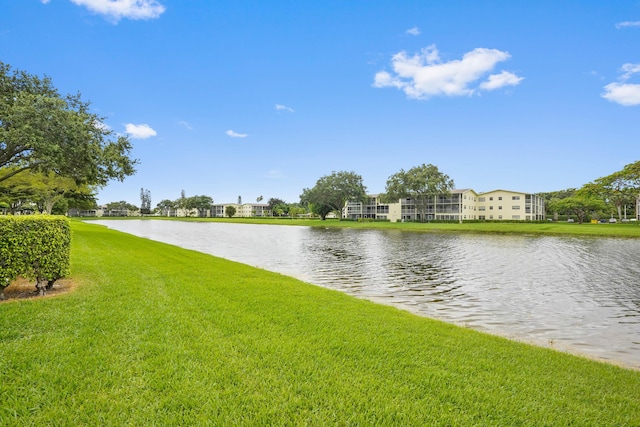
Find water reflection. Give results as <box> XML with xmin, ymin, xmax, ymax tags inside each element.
<box><xmin>92</xmin><ymin>220</ymin><xmax>640</xmax><ymax>369</ymax></box>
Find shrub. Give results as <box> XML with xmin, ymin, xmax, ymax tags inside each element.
<box><xmin>0</xmin><ymin>215</ymin><xmax>71</xmax><ymax>298</ymax></box>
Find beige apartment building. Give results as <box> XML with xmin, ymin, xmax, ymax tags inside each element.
<box><xmin>210</xmin><ymin>203</ymin><xmax>269</xmax><ymax>218</ymax></box>
<box><xmin>476</xmin><ymin>189</ymin><xmax>545</xmax><ymax>221</ymax></box>
<box><xmin>344</xmin><ymin>189</ymin><xmax>545</xmax><ymax>222</ymax></box>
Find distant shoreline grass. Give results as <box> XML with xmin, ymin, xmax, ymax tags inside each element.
<box><xmin>89</xmin><ymin>215</ymin><xmax>640</xmax><ymax>238</ymax></box>
<box><xmin>1</xmin><ymin>221</ymin><xmax>639</xmax><ymax>425</ymax></box>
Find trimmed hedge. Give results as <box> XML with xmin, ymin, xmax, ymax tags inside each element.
<box><xmin>0</xmin><ymin>215</ymin><xmax>71</xmax><ymax>298</ymax></box>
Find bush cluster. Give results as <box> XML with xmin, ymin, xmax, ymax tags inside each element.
<box><xmin>0</xmin><ymin>216</ymin><xmax>71</xmax><ymax>298</ymax></box>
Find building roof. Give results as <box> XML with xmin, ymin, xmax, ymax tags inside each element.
<box><xmin>452</xmin><ymin>188</ymin><xmax>477</xmax><ymax>194</ymax></box>
<box><xmin>478</xmin><ymin>189</ymin><xmax>537</xmax><ymax>196</ymax></box>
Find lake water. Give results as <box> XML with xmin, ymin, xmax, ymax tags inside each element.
<box><xmin>92</xmin><ymin>220</ymin><xmax>640</xmax><ymax>369</ymax></box>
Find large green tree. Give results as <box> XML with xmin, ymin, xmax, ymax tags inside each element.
<box><xmin>309</xmin><ymin>203</ymin><xmax>335</xmax><ymax>220</ymax></box>
<box><xmin>548</xmin><ymin>195</ymin><xmax>606</xmax><ymax>224</ymax></box>
<box><xmin>0</xmin><ymin>167</ymin><xmax>96</xmax><ymax>214</ymax></box>
<box><xmin>156</xmin><ymin>199</ymin><xmax>176</xmax><ymax>216</ymax></box>
<box><xmin>0</xmin><ymin>167</ymin><xmax>36</xmax><ymax>214</ymax></box>
<box><xmin>30</xmin><ymin>171</ymin><xmax>94</xmax><ymax>214</ymax></box>
<box><xmin>580</xmin><ymin>174</ymin><xmax>633</xmax><ymax>220</ymax></box>
<box><xmin>184</xmin><ymin>195</ymin><xmax>213</xmax><ymax>211</ymax></box>
<box><xmin>288</xmin><ymin>203</ymin><xmax>306</xmax><ymax>218</ymax></box>
<box><xmin>537</xmin><ymin>189</ymin><xmax>577</xmax><ymax>221</ymax></box>
<box><xmin>267</xmin><ymin>197</ymin><xmax>286</xmax><ymax>216</ymax></box>
<box><xmin>0</xmin><ymin>61</ymin><xmax>137</xmax><ymax>185</ymax></box>
<box><xmin>178</xmin><ymin>195</ymin><xmax>213</xmax><ymax>216</ymax></box>
<box><xmin>105</xmin><ymin>201</ymin><xmax>139</xmax><ymax>212</ymax></box>
<box><xmin>382</xmin><ymin>163</ymin><xmax>454</xmax><ymax>222</ymax></box>
<box><xmin>300</xmin><ymin>171</ymin><xmax>367</xmax><ymax>220</ymax></box>
<box><xmin>580</xmin><ymin>160</ymin><xmax>640</xmax><ymax>220</ymax></box>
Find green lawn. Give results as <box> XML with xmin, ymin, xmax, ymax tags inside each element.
<box><xmin>1</xmin><ymin>221</ymin><xmax>639</xmax><ymax>425</ymax></box>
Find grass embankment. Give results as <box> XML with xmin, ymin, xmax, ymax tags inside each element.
<box><xmin>134</xmin><ymin>216</ymin><xmax>640</xmax><ymax>238</ymax></box>
<box><xmin>1</xmin><ymin>222</ymin><xmax>639</xmax><ymax>425</ymax></box>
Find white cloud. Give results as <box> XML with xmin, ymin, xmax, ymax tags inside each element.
<box><xmin>615</xmin><ymin>21</ymin><xmax>640</xmax><ymax>29</ymax></box>
<box><xmin>621</xmin><ymin>63</ymin><xmax>640</xmax><ymax>80</ymax></box>
<box><xmin>406</xmin><ymin>27</ymin><xmax>421</xmax><ymax>36</ymax></box>
<box><xmin>479</xmin><ymin>70</ymin><xmax>524</xmax><ymax>91</ymax></box>
<box><xmin>69</xmin><ymin>0</ymin><xmax>166</xmax><ymax>22</ymax></box>
<box><xmin>226</xmin><ymin>130</ymin><xmax>248</xmax><ymax>138</ymax></box>
<box><xmin>275</xmin><ymin>104</ymin><xmax>294</xmax><ymax>113</ymax></box>
<box><xmin>41</xmin><ymin>0</ymin><xmax>51</xmax><ymax>4</ymax></box>
<box><xmin>602</xmin><ymin>83</ymin><xmax>640</xmax><ymax>106</ymax></box>
<box><xmin>602</xmin><ymin>62</ymin><xmax>640</xmax><ymax>106</ymax></box>
<box><xmin>178</xmin><ymin>120</ymin><xmax>193</xmax><ymax>130</ymax></box>
<box><xmin>125</xmin><ymin>123</ymin><xmax>157</xmax><ymax>139</ymax></box>
<box><xmin>374</xmin><ymin>44</ymin><xmax>522</xmax><ymax>99</ymax></box>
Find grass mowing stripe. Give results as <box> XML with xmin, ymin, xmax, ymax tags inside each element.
<box><xmin>0</xmin><ymin>221</ymin><xmax>638</xmax><ymax>426</ymax></box>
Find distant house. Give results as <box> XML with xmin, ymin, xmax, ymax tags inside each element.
<box><xmin>210</xmin><ymin>203</ymin><xmax>270</xmax><ymax>218</ymax></box>
<box><xmin>476</xmin><ymin>190</ymin><xmax>545</xmax><ymax>221</ymax></box>
<box><xmin>67</xmin><ymin>208</ymin><xmax>98</xmax><ymax>217</ymax></box>
<box><xmin>67</xmin><ymin>207</ymin><xmax>141</xmax><ymax>217</ymax></box>
<box><xmin>344</xmin><ymin>189</ymin><xmax>545</xmax><ymax>222</ymax></box>
<box><xmin>344</xmin><ymin>194</ymin><xmax>395</xmax><ymax>221</ymax></box>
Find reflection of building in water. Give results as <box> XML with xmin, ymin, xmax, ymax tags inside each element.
<box><xmin>344</xmin><ymin>189</ymin><xmax>546</xmax><ymax>222</ymax></box>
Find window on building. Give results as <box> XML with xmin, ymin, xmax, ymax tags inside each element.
<box><xmin>512</xmin><ymin>206</ymin><xmax>520</xmax><ymax>210</ymax></box>
<box><xmin>498</xmin><ymin>196</ymin><xmax>502</xmax><ymax>201</ymax></box>
<box><xmin>512</xmin><ymin>196</ymin><xmax>520</xmax><ymax>200</ymax></box>
<box><xmin>512</xmin><ymin>215</ymin><xmax>520</xmax><ymax>219</ymax></box>
<box><xmin>498</xmin><ymin>206</ymin><xmax>502</xmax><ymax>210</ymax></box>
<box><xmin>489</xmin><ymin>197</ymin><xmax>493</xmax><ymax>201</ymax></box>
<box><xmin>489</xmin><ymin>206</ymin><xmax>493</xmax><ymax>210</ymax></box>
<box><xmin>479</xmin><ymin>197</ymin><xmax>485</xmax><ymax>202</ymax></box>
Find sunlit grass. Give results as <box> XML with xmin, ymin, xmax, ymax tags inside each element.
<box><xmin>1</xmin><ymin>221</ymin><xmax>639</xmax><ymax>425</ymax></box>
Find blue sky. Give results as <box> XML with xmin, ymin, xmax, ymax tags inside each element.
<box><xmin>2</xmin><ymin>1</ymin><xmax>639</xmax><ymax>206</ymax></box>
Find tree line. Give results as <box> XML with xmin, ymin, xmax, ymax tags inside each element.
<box><xmin>541</xmin><ymin>161</ymin><xmax>640</xmax><ymax>223</ymax></box>
<box><xmin>98</xmin><ymin>162</ymin><xmax>640</xmax><ymax>224</ymax></box>
<box><xmin>98</xmin><ymin>165</ymin><xmax>453</xmax><ymax>221</ymax></box>
<box><xmin>152</xmin><ymin>193</ymin><xmax>306</xmax><ymax>218</ymax></box>
<box><xmin>299</xmin><ymin>162</ymin><xmax>640</xmax><ymax>223</ymax></box>
<box><xmin>300</xmin><ymin>164</ymin><xmax>454</xmax><ymax>221</ymax></box>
